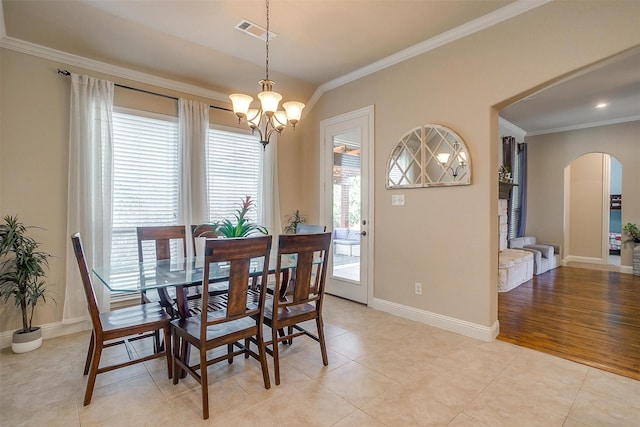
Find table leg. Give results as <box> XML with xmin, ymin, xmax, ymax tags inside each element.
<box><xmin>174</xmin><ymin>285</ymin><xmax>190</xmax><ymax>379</ymax></box>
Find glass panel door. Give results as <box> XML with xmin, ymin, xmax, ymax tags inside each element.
<box><xmin>332</xmin><ymin>131</ymin><xmax>361</xmax><ymax>282</ymax></box>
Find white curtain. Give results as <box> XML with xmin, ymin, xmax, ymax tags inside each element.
<box><xmin>262</xmin><ymin>139</ymin><xmax>282</xmax><ymax>237</ymax></box>
<box><xmin>177</xmin><ymin>98</ymin><xmax>210</xmax><ymax>257</ymax></box>
<box><xmin>64</xmin><ymin>74</ymin><xmax>114</xmax><ymax>320</ymax></box>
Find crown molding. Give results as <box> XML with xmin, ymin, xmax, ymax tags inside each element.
<box><xmin>499</xmin><ymin>117</ymin><xmax>528</xmax><ymax>140</ymax></box>
<box><xmin>1</xmin><ymin>0</ymin><xmax>551</xmax><ymax>113</ymax></box>
<box><xmin>305</xmin><ymin>0</ymin><xmax>553</xmax><ymax>112</ymax></box>
<box><xmin>525</xmin><ymin>115</ymin><xmax>640</xmax><ymax>137</ymax></box>
<box><xmin>0</xmin><ymin>36</ymin><xmax>230</xmax><ymax>103</ymax></box>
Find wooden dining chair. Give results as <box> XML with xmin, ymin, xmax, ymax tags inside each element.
<box><xmin>136</xmin><ymin>225</ymin><xmax>188</xmax><ymax>318</ymax></box>
<box><xmin>171</xmin><ymin>235</ymin><xmax>273</xmax><ymax>420</ymax></box>
<box><xmin>264</xmin><ymin>232</ymin><xmax>332</xmax><ymax>385</ymax></box>
<box><xmin>295</xmin><ymin>223</ymin><xmax>327</xmax><ymax>233</ymax></box>
<box><xmin>71</xmin><ymin>233</ymin><xmax>172</xmax><ymax>406</ymax></box>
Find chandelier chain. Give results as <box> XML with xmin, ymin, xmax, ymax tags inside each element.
<box><xmin>265</xmin><ymin>0</ymin><xmax>270</xmax><ymax>82</ymax></box>
<box><xmin>228</xmin><ymin>0</ymin><xmax>304</xmax><ymax>149</ymax></box>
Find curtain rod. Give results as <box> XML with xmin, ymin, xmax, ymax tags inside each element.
<box><xmin>57</xmin><ymin>69</ymin><xmax>231</xmax><ymax>112</ymax></box>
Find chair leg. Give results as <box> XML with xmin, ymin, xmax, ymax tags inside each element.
<box><xmin>153</xmin><ymin>330</ymin><xmax>162</xmax><ymax>353</ymax></box>
<box><xmin>163</xmin><ymin>326</ymin><xmax>172</xmax><ymax>379</ymax></box>
<box><xmin>256</xmin><ymin>329</ymin><xmax>271</xmax><ymax>389</ymax></box>
<box><xmin>200</xmin><ymin>347</ymin><xmax>209</xmax><ymax>420</ymax></box>
<box><xmin>277</xmin><ymin>328</ymin><xmax>286</xmax><ymax>342</ymax></box>
<box><xmin>287</xmin><ymin>326</ymin><xmax>294</xmax><ymax>345</ymax></box>
<box><xmin>83</xmin><ymin>343</ymin><xmax>102</xmax><ymax>406</ymax></box>
<box><xmin>172</xmin><ymin>329</ymin><xmax>181</xmax><ymax>385</ymax></box>
<box><xmin>179</xmin><ymin>337</ymin><xmax>189</xmax><ymax>379</ymax></box>
<box><xmin>244</xmin><ymin>338</ymin><xmax>250</xmax><ymax>359</ymax></box>
<box><xmin>228</xmin><ymin>343</ymin><xmax>234</xmax><ymax>364</ymax></box>
<box><xmin>83</xmin><ymin>332</ymin><xmax>95</xmax><ymax>375</ymax></box>
<box><xmin>272</xmin><ymin>326</ymin><xmax>281</xmax><ymax>385</ymax></box>
<box><xmin>316</xmin><ymin>316</ymin><xmax>328</xmax><ymax>366</ymax></box>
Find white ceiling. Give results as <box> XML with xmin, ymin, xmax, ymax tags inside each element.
<box><xmin>2</xmin><ymin>0</ymin><xmax>639</xmax><ymax>135</ymax></box>
<box><xmin>500</xmin><ymin>46</ymin><xmax>640</xmax><ymax>136</ymax></box>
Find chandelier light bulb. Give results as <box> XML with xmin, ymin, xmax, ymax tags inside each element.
<box><xmin>258</xmin><ymin>90</ymin><xmax>282</xmax><ymax>115</ymax></box>
<box><xmin>229</xmin><ymin>94</ymin><xmax>253</xmax><ymax>119</ymax></box>
<box><xmin>247</xmin><ymin>109</ymin><xmax>261</xmax><ymax>128</ymax></box>
<box><xmin>283</xmin><ymin>101</ymin><xmax>305</xmax><ymax>125</ymax></box>
<box><xmin>458</xmin><ymin>151</ymin><xmax>467</xmax><ymax>165</ymax></box>
<box><xmin>437</xmin><ymin>152</ymin><xmax>451</xmax><ymax>165</ymax></box>
<box><xmin>274</xmin><ymin>111</ymin><xmax>287</xmax><ymax>130</ymax></box>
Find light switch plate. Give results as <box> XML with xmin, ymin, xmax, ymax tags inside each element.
<box><xmin>392</xmin><ymin>194</ymin><xmax>405</xmax><ymax>206</ymax></box>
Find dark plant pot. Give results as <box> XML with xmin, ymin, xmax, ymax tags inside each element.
<box><xmin>12</xmin><ymin>327</ymin><xmax>42</xmax><ymax>354</ymax></box>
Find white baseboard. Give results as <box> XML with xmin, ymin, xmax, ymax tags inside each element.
<box><xmin>563</xmin><ymin>256</ymin><xmax>634</xmax><ymax>274</ymax></box>
<box><xmin>1</xmin><ymin>317</ymin><xmax>90</xmax><ymax>349</ymax></box>
<box><xmin>564</xmin><ymin>255</ymin><xmax>604</xmax><ymax>264</ymax></box>
<box><xmin>371</xmin><ymin>297</ymin><xmax>499</xmax><ymax>342</ymax></box>
<box><xmin>620</xmin><ymin>265</ymin><xmax>633</xmax><ymax>274</ymax></box>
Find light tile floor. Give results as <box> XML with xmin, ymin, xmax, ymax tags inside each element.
<box><xmin>1</xmin><ymin>295</ymin><xmax>639</xmax><ymax>426</ymax></box>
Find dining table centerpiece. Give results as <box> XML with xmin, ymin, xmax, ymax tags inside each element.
<box><xmin>196</xmin><ymin>196</ymin><xmax>268</xmax><ymax>238</ymax></box>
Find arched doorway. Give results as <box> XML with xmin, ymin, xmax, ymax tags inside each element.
<box><xmin>563</xmin><ymin>152</ymin><xmax>622</xmax><ymax>268</ymax></box>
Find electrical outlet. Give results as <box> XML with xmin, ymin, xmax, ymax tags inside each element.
<box><xmin>414</xmin><ymin>282</ymin><xmax>422</xmax><ymax>295</ymax></box>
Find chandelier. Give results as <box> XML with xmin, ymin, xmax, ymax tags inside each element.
<box><xmin>229</xmin><ymin>0</ymin><xmax>305</xmax><ymax>149</ymax></box>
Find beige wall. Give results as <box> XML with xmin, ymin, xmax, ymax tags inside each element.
<box><xmin>0</xmin><ymin>49</ymin><xmax>306</xmax><ymax>333</ymax></box>
<box><xmin>568</xmin><ymin>153</ymin><xmax>606</xmax><ymax>259</ymax></box>
<box><xmin>1</xmin><ymin>0</ymin><xmax>639</xmax><ymax>335</ymax></box>
<box><xmin>526</xmin><ymin>121</ymin><xmax>640</xmax><ymax>267</ymax></box>
<box><xmin>302</xmin><ymin>1</ymin><xmax>640</xmax><ymax>328</ymax></box>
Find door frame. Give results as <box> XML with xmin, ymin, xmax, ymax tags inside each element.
<box><xmin>319</xmin><ymin>105</ymin><xmax>375</xmax><ymax>305</ymax></box>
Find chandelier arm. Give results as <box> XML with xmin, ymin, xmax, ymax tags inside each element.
<box><xmin>252</xmin><ymin>125</ymin><xmax>265</xmax><ymax>142</ymax></box>
<box><xmin>266</xmin><ymin>126</ymin><xmax>281</xmax><ymax>142</ymax></box>
<box><xmin>272</xmin><ymin>113</ymin><xmax>287</xmax><ymax>127</ymax></box>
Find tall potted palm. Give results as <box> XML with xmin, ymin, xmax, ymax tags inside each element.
<box><xmin>0</xmin><ymin>215</ymin><xmax>53</xmax><ymax>353</ymax></box>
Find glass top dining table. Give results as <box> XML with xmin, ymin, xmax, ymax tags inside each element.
<box><xmin>92</xmin><ymin>254</ymin><xmax>296</xmax><ymax>294</ymax></box>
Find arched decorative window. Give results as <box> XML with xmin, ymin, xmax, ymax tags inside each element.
<box><xmin>386</xmin><ymin>124</ymin><xmax>471</xmax><ymax>188</ymax></box>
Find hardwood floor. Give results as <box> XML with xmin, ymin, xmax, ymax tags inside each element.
<box><xmin>498</xmin><ymin>266</ymin><xmax>640</xmax><ymax>381</ymax></box>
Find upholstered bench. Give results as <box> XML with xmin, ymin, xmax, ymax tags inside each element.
<box><xmin>509</xmin><ymin>236</ymin><xmax>560</xmax><ymax>275</ymax></box>
<box><xmin>498</xmin><ymin>249</ymin><xmax>534</xmax><ymax>292</ymax></box>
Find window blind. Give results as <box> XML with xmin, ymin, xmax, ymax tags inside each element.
<box><xmin>207</xmin><ymin>128</ymin><xmax>263</xmax><ymax>224</ymax></box>
<box><xmin>111</xmin><ymin>111</ymin><xmax>179</xmax><ymax>290</ymax></box>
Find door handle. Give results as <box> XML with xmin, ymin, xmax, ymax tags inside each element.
<box><xmin>360</xmin><ymin>231</ymin><xmax>367</xmax><ymax>236</ymax></box>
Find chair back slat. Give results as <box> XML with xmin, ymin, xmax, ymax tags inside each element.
<box><xmin>275</xmin><ymin>232</ymin><xmax>332</xmax><ymax>307</ymax></box>
<box><xmin>200</xmin><ymin>236</ymin><xmax>272</xmax><ymax>332</ymax></box>
<box><xmin>70</xmin><ymin>233</ymin><xmax>102</xmax><ymax>333</ymax></box>
<box><xmin>226</xmin><ymin>259</ymin><xmax>251</xmax><ymax>317</ymax></box>
<box><xmin>292</xmin><ymin>251</ymin><xmax>314</xmax><ymax>303</ymax></box>
<box><xmin>137</xmin><ymin>225</ymin><xmax>187</xmax><ymax>261</ymax></box>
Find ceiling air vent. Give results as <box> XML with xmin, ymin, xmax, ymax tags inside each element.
<box><xmin>235</xmin><ymin>19</ymin><xmax>277</xmax><ymax>41</ymax></box>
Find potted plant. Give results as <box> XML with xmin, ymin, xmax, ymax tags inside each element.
<box><xmin>283</xmin><ymin>210</ymin><xmax>308</xmax><ymax>234</ymax></box>
<box><xmin>196</xmin><ymin>196</ymin><xmax>268</xmax><ymax>238</ymax></box>
<box><xmin>499</xmin><ymin>165</ymin><xmax>512</xmax><ymax>182</ymax></box>
<box><xmin>0</xmin><ymin>215</ymin><xmax>53</xmax><ymax>353</ymax></box>
<box><xmin>622</xmin><ymin>222</ymin><xmax>640</xmax><ymax>245</ymax></box>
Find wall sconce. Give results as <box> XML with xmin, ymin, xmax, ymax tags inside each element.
<box><xmin>437</xmin><ymin>151</ymin><xmax>467</xmax><ymax>178</ymax></box>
